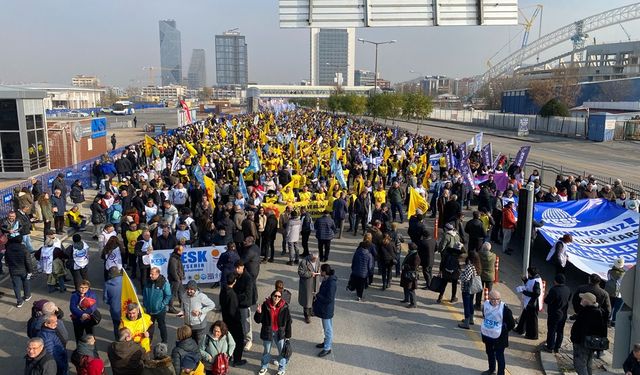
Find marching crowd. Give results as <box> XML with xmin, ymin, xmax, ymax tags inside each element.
<box><xmin>1</xmin><ymin>109</ymin><xmax>638</xmax><ymax>375</ymax></box>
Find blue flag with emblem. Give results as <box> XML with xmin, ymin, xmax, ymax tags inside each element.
<box><xmin>246</xmin><ymin>149</ymin><xmax>261</xmax><ymax>173</ymax></box>
<box><xmin>335</xmin><ymin>162</ymin><xmax>347</xmax><ymax>189</ymax></box>
<box><xmin>238</xmin><ymin>171</ymin><xmax>249</xmax><ymax>200</ymax></box>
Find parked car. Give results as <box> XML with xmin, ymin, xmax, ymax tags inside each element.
<box><xmin>67</xmin><ymin>110</ymin><xmax>89</xmax><ymax>117</ymax></box>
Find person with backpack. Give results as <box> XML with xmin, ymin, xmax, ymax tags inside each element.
<box><xmin>199</xmin><ymin>320</ymin><xmax>235</xmax><ymax>375</ymax></box>
<box><xmin>606</xmin><ymin>257</ymin><xmax>626</xmax><ymax>327</ymax></box>
<box><xmin>437</xmin><ymin>242</ymin><xmax>464</xmax><ymax>304</ymax></box>
<box><xmin>71</xmin><ymin>334</ymin><xmax>105</xmax><ymax>375</ymax></box>
<box><xmin>171</xmin><ymin>325</ymin><xmax>203</xmax><ymax>375</ymax></box>
<box><xmin>400</xmin><ymin>243</ymin><xmax>421</xmax><ymax>308</ymax></box>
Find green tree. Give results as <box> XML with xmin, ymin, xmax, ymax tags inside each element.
<box><xmin>387</xmin><ymin>93</ymin><xmax>405</xmax><ymax>119</ymax></box>
<box><xmin>366</xmin><ymin>94</ymin><xmax>388</xmax><ymax>119</ymax></box>
<box><xmin>539</xmin><ymin>98</ymin><xmax>570</xmax><ymax>117</ymax></box>
<box><xmin>327</xmin><ymin>93</ymin><xmax>342</xmax><ymax>113</ymax></box>
<box><xmin>413</xmin><ymin>93</ymin><xmax>433</xmax><ymax>120</ymax></box>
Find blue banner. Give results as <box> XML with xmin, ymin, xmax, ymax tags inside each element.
<box><xmin>533</xmin><ymin>199</ymin><xmax>638</xmax><ymax>277</ymax></box>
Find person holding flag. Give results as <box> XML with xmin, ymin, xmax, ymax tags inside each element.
<box><xmin>120</xmin><ymin>271</ymin><xmax>153</xmax><ymax>352</ymax></box>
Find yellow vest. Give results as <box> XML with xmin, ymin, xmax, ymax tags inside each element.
<box><xmin>373</xmin><ymin>190</ymin><xmax>387</xmax><ymax>205</ymax></box>
<box><xmin>126</xmin><ymin>230</ymin><xmax>142</xmax><ymax>255</ymax></box>
<box><xmin>120</xmin><ymin>313</ymin><xmax>152</xmax><ymax>352</ymax></box>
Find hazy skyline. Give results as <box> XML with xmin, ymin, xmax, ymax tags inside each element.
<box><xmin>1</xmin><ymin>0</ymin><xmax>639</xmax><ymax>87</ymax></box>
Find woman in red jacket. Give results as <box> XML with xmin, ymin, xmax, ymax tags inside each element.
<box><xmin>254</xmin><ymin>290</ymin><xmax>292</xmax><ymax>375</ymax></box>
<box><xmin>501</xmin><ymin>201</ymin><xmax>517</xmax><ymax>255</ymax></box>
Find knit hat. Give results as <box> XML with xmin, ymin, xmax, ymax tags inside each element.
<box><xmin>185</xmin><ymin>280</ymin><xmax>198</xmax><ymax>291</ymax></box>
<box><xmin>444</xmin><ymin>223</ymin><xmax>454</xmax><ymax>231</ymax></box>
<box><xmin>72</xmin><ymin>234</ymin><xmax>82</xmax><ymax>243</ymax></box>
<box><xmin>579</xmin><ymin>292</ymin><xmax>597</xmax><ymax>305</ymax></box>
<box><xmin>614</xmin><ymin>257</ymin><xmax>625</xmax><ymax>269</ymax></box>
<box><xmin>153</xmin><ymin>343</ymin><xmax>169</xmax><ymax>359</ymax></box>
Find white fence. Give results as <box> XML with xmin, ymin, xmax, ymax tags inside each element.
<box><xmin>428</xmin><ymin>108</ymin><xmax>587</xmax><ymax>138</ymax></box>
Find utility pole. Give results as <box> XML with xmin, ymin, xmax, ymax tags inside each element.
<box><xmin>358</xmin><ymin>38</ymin><xmax>396</xmax><ymax>93</ymax></box>
<box><xmin>522</xmin><ymin>182</ymin><xmax>535</xmax><ymax>275</ymax></box>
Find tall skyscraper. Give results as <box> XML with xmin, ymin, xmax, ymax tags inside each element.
<box><xmin>310</xmin><ymin>28</ymin><xmax>355</xmax><ymax>86</ymax></box>
<box><xmin>187</xmin><ymin>49</ymin><xmax>206</xmax><ymax>89</ymax></box>
<box><xmin>215</xmin><ymin>31</ymin><xmax>248</xmax><ymax>86</ymax></box>
<box><xmin>159</xmin><ymin>19</ymin><xmax>182</xmax><ymax>86</ymax></box>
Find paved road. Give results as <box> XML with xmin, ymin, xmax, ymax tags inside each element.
<box><xmin>378</xmin><ymin>117</ymin><xmax>640</xmax><ymax>187</ymax></box>
<box><xmin>0</xmin><ymin>194</ymin><xmax>546</xmax><ymax>375</ymax></box>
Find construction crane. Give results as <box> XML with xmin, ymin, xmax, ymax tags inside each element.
<box><xmin>620</xmin><ymin>23</ymin><xmax>632</xmax><ymax>41</ymax></box>
<box><xmin>520</xmin><ymin>4</ymin><xmax>543</xmax><ymax>49</ymax></box>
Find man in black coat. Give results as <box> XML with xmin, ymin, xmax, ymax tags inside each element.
<box><xmin>544</xmin><ymin>273</ymin><xmax>571</xmax><ymax>353</ymax></box>
<box><xmin>464</xmin><ymin>211</ymin><xmax>486</xmax><ymax>252</ymax></box>
<box><xmin>570</xmin><ymin>292</ymin><xmax>608</xmax><ymax>375</ymax></box>
<box><xmin>5</xmin><ymin>235</ymin><xmax>33</xmax><ymax>307</ymax></box>
<box><xmin>234</xmin><ymin>261</ymin><xmax>256</xmax><ymax>350</ymax></box>
<box><xmin>416</xmin><ymin>228</ymin><xmax>436</xmax><ymax>289</ymax></box>
<box><xmin>51</xmin><ymin>174</ymin><xmax>67</xmax><ymax>199</ymax></box>
<box><xmin>240</xmin><ymin>236</ymin><xmax>261</xmax><ymax>281</ymax></box>
<box><xmin>220</xmin><ymin>275</ymin><xmax>246</xmax><ymax>366</ymax></box>
<box><xmin>443</xmin><ymin>194</ymin><xmax>462</xmax><ymax>226</ymax></box>
<box><xmin>571</xmin><ymin>273</ymin><xmax>611</xmax><ymax>320</ymax></box>
<box><xmin>167</xmin><ymin>245</ymin><xmax>184</xmax><ymax>314</ymax></box>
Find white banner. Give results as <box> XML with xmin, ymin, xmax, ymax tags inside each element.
<box><xmin>150</xmin><ymin>246</ymin><xmax>227</xmax><ymax>284</ymax></box>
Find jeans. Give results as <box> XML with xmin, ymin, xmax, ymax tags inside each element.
<box><xmin>462</xmin><ymin>292</ymin><xmax>474</xmax><ymax>320</ymax></box>
<box><xmin>322</xmin><ymin>318</ymin><xmax>333</xmax><ymax>350</ymax></box>
<box><xmin>403</xmin><ymin>288</ymin><xmax>416</xmax><ymax>305</ymax></box>
<box><xmin>573</xmin><ymin>343</ymin><xmax>595</xmax><ymax>375</ymax></box>
<box><xmin>395</xmin><ymin>253</ymin><xmax>402</xmax><ymax>277</ymax></box>
<box><xmin>11</xmin><ymin>274</ymin><xmax>31</xmax><ymax>303</ymax></box>
<box><xmin>610</xmin><ymin>296</ymin><xmax>623</xmax><ymax>324</ymax></box>
<box><xmin>148</xmin><ymin>311</ymin><xmax>168</xmax><ymax>343</ymax></box>
<box><xmin>348</xmin><ymin>213</ymin><xmax>356</xmax><ymax>232</ymax></box>
<box><xmin>261</xmin><ymin>331</ymin><xmax>287</xmax><ymax>371</ymax></box>
<box><xmin>390</xmin><ymin>202</ymin><xmax>404</xmax><ymax>223</ymax></box>
<box><xmin>546</xmin><ymin>316</ymin><xmax>566</xmax><ymax>351</ymax></box>
<box><xmin>169</xmin><ymin>281</ymin><xmax>183</xmax><ymax>309</ymax></box>
<box><xmin>485</xmin><ymin>337</ymin><xmax>506</xmax><ymax>375</ymax></box>
<box><xmin>502</xmin><ymin>229</ymin><xmax>513</xmax><ymax>252</ymax></box>
<box><xmin>22</xmin><ymin>234</ymin><xmax>34</xmax><ymax>253</ymax></box>
<box><xmin>240</xmin><ymin>307</ymin><xmax>252</xmax><ymax>344</ymax></box>
<box><xmin>318</xmin><ymin>239</ymin><xmax>331</xmax><ymax>261</ymax></box>
<box><xmin>287</xmin><ymin>242</ymin><xmax>300</xmax><ymax>262</ymax></box>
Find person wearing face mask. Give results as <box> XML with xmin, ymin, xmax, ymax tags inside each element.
<box><xmin>312</xmin><ymin>264</ymin><xmax>337</xmax><ymax>358</ymax></box>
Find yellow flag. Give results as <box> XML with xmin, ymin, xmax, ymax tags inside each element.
<box><xmin>233</xmin><ymin>132</ymin><xmax>238</xmax><ymax>145</ymax></box>
<box><xmin>120</xmin><ymin>270</ymin><xmax>152</xmax><ymax>351</ymax></box>
<box><xmin>422</xmin><ymin>164</ymin><xmax>432</xmax><ymax>189</ymax></box>
<box><xmin>408</xmin><ymin>187</ymin><xmax>429</xmax><ymax>219</ymax></box>
<box><xmin>220</xmin><ymin>127</ymin><xmax>228</xmax><ymax>139</ymax></box>
<box><xmin>200</xmin><ymin>155</ymin><xmax>207</xmax><ymax>167</ymax></box>
<box><xmin>185</xmin><ymin>142</ymin><xmax>198</xmax><ymax>156</ymax></box>
<box><xmin>144</xmin><ymin>135</ymin><xmax>156</xmax><ymax>157</ymax></box>
<box><xmin>383</xmin><ymin>147</ymin><xmax>391</xmax><ymax>162</ymax></box>
<box><xmin>260</xmin><ymin>131</ymin><xmax>268</xmax><ymax>144</ymax></box>
<box><xmin>244</xmin><ymin>128</ymin><xmax>250</xmax><ymax>139</ymax></box>
<box><xmin>204</xmin><ymin>175</ymin><xmax>216</xmax><ymax>208</ymax></box>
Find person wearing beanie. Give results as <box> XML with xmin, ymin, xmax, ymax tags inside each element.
<box><xmin>66</xmin><ymin>234</ymin><xmax>90</xmax><ymax>291</ymax></box>
<box><xmin>606</xmin><ymin>257</ymin><xmax>626</xmax><ymax>327</ymax></box>
<box><xmin>544</xmin><ymin>273</ymin><xmax>571</xmax><ymax>353</ymax></box>
<box><xmin>142</xmin><ymin>342</ymin><xmax>175</xmax><ymax>375</ymax></box>
<box><xmin>180</xmin><ymin>280</ymin><xmax>215</xmax><ymax>345</ymax></box>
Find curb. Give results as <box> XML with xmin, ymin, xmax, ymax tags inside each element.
<box><xmin>539</xmin><ymin>350</ymin><xmax>563</xmax><ymax>375</ymax></box>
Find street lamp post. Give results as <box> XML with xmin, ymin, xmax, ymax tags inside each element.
<box><xmin>358</xmin><ymin>38</ymin><xmax>396</xmax><ymax>92</ymax></box>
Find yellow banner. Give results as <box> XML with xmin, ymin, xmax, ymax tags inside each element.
<box><xmin>262</xmin><ymin>199</ymin><xmax>329</xmax><ymax>219</ymax></box>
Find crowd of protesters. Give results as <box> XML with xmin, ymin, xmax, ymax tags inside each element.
<box><xmin>1</xmin><ymin>109</ymin><xmax>637</xmax><ymax>375</ymax></box>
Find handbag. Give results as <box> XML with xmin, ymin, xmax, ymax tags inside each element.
<box><xmin>346</xmin><ymin>274</ymin><xmax>356</xmax><ymax>292</ymax></box>
<box><xmin>469</xmin><ymin>275</ymin><xmax>483</xmax><ymax>295</ymax></box>
<box><xmin>428</xmin><ymin>275</ymin><xmax>444</xmax><ymax>292</ymax></box>
<box><xmin>89</xmin><ymin>309</ymin><xmax>102</xmax><ymax>326</ymax></box>
<box><xmin>211</xmin><ymin>353</ymin><xmax>229</xmax><ymax>375</ymax></box>
<box><xmin>584</xmin><ymin>335</ymin><xmax>609</xmax><ymax>351</ymax></box>
<box><xmin>281</xmin><ymin>339</ymin><xmax>293</xmax><ymax>360</ymax></box>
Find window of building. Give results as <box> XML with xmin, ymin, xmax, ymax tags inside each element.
<box><xmin>0</xmin><ymin>132</ymin><xmax>23</xmax><ymax>172</ymax></box>
<box><xmin>0</xmin><ymin>99</ymin><xmax>19</xmax><ymax>131</ymax></box>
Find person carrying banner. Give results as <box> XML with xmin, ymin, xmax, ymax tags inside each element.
<box><xmin>546</xmin><ymin>234</ymin><xmax>572</xmax><ymax>275</ymax></box>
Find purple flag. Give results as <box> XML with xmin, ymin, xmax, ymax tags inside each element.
<box><xmin>445</xmin><ymin>146</ymin><xmax>455</xmax><ymax>170</ymax></box>
<box><xmin>458</xmin><ymin>141</ymin><xmax>468</xmax><ymax>161</ymax></box>
<box><xmin>492</xmin><ymin>152</ymin><xmax>503</xmax><ymax>171</ymax></box>
<box><xmin>481</xmin><ymin>143</ymin><xmax>493</xmax><ymax>167</ymax></box>
<box><xmin>513</xmin><ymin>146</ymin><xmax>531</xmax><ymax>168</ymax></box>
<box><xmin>460</xmin><ymin>158</ymin><xmax>475</xmax><ymax>190</ymax></box>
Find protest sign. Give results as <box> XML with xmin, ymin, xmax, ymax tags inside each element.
<box><xmin>150</xmin><ymin>246</ymin><xmax>227</xmax><ymax>284</ymax></box>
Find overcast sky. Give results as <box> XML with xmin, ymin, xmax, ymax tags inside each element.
<box><xmin>1</xmin><ymin>0</ymin><xmax>638</xmax><ymax>87</ymax></box>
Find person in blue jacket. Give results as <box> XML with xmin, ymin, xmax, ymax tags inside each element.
<box><xmin>350</xmin><ymin>240</ymin><xmax>374</xmax><ymax>302</ymax></box>
<box><xmin>143</xmin><ymin>266</ymin><xmax>172</xmax><ymax>344</ymax></box>
<box><xmin>69</xmin><ymin>279</ymin><xmax>98</xmax><ymax>342</ymax></box>
<box><xmin>313</xmin><ymin>263</ymin><xmax>337</xmax><ymax>358</ymax></box>
<box><xmin>38</xmin><ymin>313</ymin><xmax>69</xmax><ymax>375</ymax></box>
<box><xmin>103</xmin><ymin>266</ymin><xmax>123</xmax><ymax>340</ymax></box>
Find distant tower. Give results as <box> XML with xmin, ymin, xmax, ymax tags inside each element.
<box><xmin>187</xmin><ymin>49</ymin><xmax>206</xmax><ymax>89</ymax></box>
<box><xmin>310</xmin><ymin>28</ymin><xmax>355</xmax><ymax>86</ymax></box>
<box><xmin>215</xmin><ymin>30</ymin><xmax>248</xmax><ymax>86</ymax></box>
<box><xmin>159</xmin><ymin>19</ymin><xmax>182</xmax><ymax>85</ymax></box>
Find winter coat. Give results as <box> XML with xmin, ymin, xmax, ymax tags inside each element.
<box><xmin>378</xmin><ymin>242</ymin><xmax>396</xmax><ymax>265</ymax></box>
<box><xmin>464</xmin><ymin>218</ymin><xmax>486</xmax><ymax>252</ymax></box>
<box><xmin>70</xmin><ymin>184</ymin><xmax>85</xmax><ymax>204</ymax></box>
<box><xmin>181</xmin><ymin>290</ymin><xmax>215</xmax><ymax>330</ymax></box>
<box><xmin>171</xmin><ymin>338</ymin><xmax>200</xmax><ymax>375</ymax></box>
<box><xmin>623</xmin><ymin>351</ymin><xmax>640</xmax><ymax>375</ymax></box>
<box><xmin>216</xmin><ymin>250</ymin><xmax>239</xmax><ymax>285</ymax></box>
<box><xmin>298</xmin><ymin>256</ymin><xmax>320</xmax><ymax>308</ymax></box>
<box><xmin>199</xmin><ymin>333</ymin><xmax>235</xmax><ymax>365</ymax></box>
<box><xmin>50</xmin><ymin>195</ymin><xmax>66</xmax><ymax>217</ymax></box>
<box><xmin>38</xmin><ymin>327</ymin><xmax>68</xmax><ymax>375</ymax></box>
<box><xmin>241</xmin><ymin>218</ymin><xmax>258</xmax><ymax>240</ymax></box>
<box><xmin>219</xmin><ymin>286</ymin><xmax>242</xmax><ymax>331</ymax></box>
<box><xmin>142</xmin><ymin>275</ymin><xmax>172</xmax><ymax>315</ymax></box>
<box><xmin>70</xmin><ymin>290</ymin><xmax>98</xmax><ymax>323</ymax></box>
<box><xmin>240</xmin><ymin>244</ymin><xmax>261</xmax><ymax>280</ymax></box>
<box><xmin>481</xmin><ymin>303</ymin><xmax>516</xmax><ymax>348</ymax></box>
<box><xmin>107</xmin><ymin>341</ymin><xmax>144</xmax><ymax>375</ymax></box>
<box><xmin>570</xmin><ymin>305</ymin><xmax>608</xmax><ymax>345</ymax></box>
<box><xmin>254</xmin><ymin>298</ymin><xmax>292</xmax><ymax>341</ymax></box>
<box><xmin>544</xmin><ymin>284</ymin><xmax>571</xmax><ymax>322</ymax></box>
<box><xmin>313</xmin><ymin>274</ymin><xmax>337</xmax><ymax>319</ymax></box>
<box><xmin>263</xmin><ymin>215</ymin><xmax>278</xmax><ymax>239</ymax></box>
<box><xmin>416</xmin><ymin>237</ymin><xmax>435</xmax><ymax>268</ymax></box>
<box><xmin>154</xmin><ymin>234</ymin><xmax>177</xmax><ymax>251</ymax></box>
<box><xmin>90</xmin><ymin>201</ymin><xmax>107</xmax><ymax>225</ymax></box>
<box><xmin>52</xmin><ymin>178</ymin><xmax>67</xmax><ymax>198</ymax></box>
<box><xmin>400</xmin><ymin>250</ymin><xmax>421</xmax><ymax>290</ymax></box>
<box><xmin>168</xmin><ymin>252</ymin><xmax>185</xmax><ymax>283</ymax></box>
<box><xmin>315</xmin><ymin>215</ymin><xmax>336</xmax><ymax>241</ymax></box>
<box><xmin>235</xmin><ymin>271</ymin><xmax>256</xmax><ymax>308</ymax></box>
<box><xmin>103</xmin><ymin>275</ymin><xmax>123</xmax><ymax>320</ymax></box>
<box><xmin>351</xmin><ymin>246</ymin><xmax>374</xmax><ymax>279</ymax></box>
<box><xmin>24</xmin><ymin>350</ymin><xmax>57</xmax><ymax>375</ymax></box>
<box><xmin>5</xmin><ymin>240</ymin><xmax>33</xmax><ymax>276</ymax></box>
<box><xmin>285</xmin><ymin>218</ymin><xmax>302</xmax><ymax>243</ymax></box>
<box><xmin>572</xmin><ymin>284</ymin><xmax>612</xmax><ymax>318</ymax></box>
<box><xmin>332</xmin><ymin>198</ymin><xmax>347</xmax><ymax>222</ymax></box>
<box><xmin>479</xmin><ymin>249</ymin><xmax>496</xmax><ymax>283</ymax></box>
<box><xmin>141</xmin><ymin>356</ymin><xmax>176</xmax><ymax>375</ymax></box>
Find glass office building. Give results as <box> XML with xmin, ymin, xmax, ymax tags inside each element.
<box><xmin>187</xmin><ymin>49</ymin><xmax>207</xmax><ymax>89</ymax></box>
<box><xmin>310</xmin><ymin>28</ymin><xmax>355</xmax><ymax>86</ymax></box>
<box><xmin>159</xmin><ymin>20</ymin><xmax>182</xmax><ymax>86</ymax></box>
<box><xmin>215</xmin><ymin>32</ymin><xmax>248</xmax><ymax>86</ymax></box>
